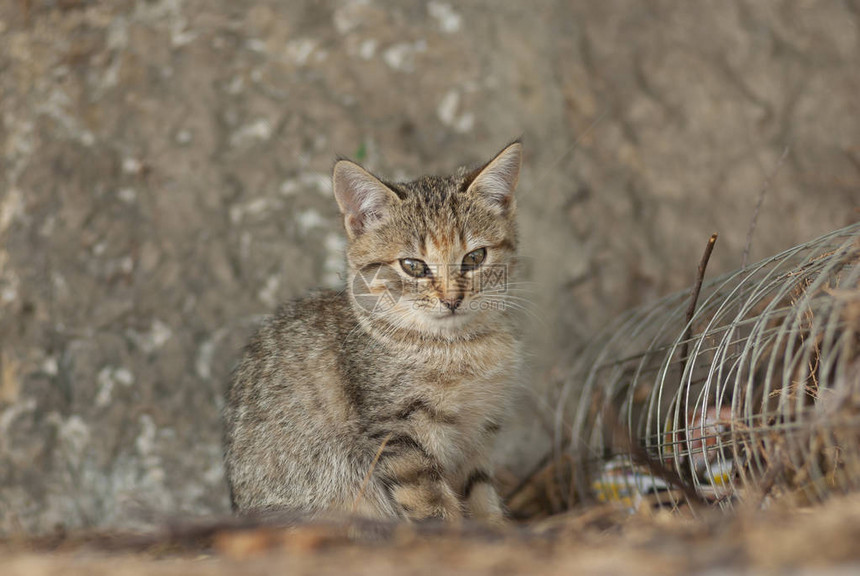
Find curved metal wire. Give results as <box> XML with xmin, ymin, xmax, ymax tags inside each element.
<box><xmin>556</xmin><ymin>223</ymin><xmax>860</xmax><ymax>513</ymax></box>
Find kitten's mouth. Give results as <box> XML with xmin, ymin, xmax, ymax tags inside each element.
<box><xmin>429</xmin><ymin>308</ymin><xmax>468</xmax><ymax>322</ymax></box>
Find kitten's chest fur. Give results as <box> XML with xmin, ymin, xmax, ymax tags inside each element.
<box><xmin>344</xmin><ymin>312</ymin><xmax>519</xmax><ymax>470</ymax></box>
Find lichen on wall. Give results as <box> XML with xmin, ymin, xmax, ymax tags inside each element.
<box><xmin>0</xmin><ymin>0</ymin><xmax>857</xmax><ymax>534</ymax></box>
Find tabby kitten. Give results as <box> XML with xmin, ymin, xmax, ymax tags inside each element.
<box><xmin>223</xmin><ymin>142</ymin><xmax>523</xmax><ymax>524</ymax></box>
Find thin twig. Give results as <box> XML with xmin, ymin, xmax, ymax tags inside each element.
<box><xmin>680</xmin><ymin>234</ymin><xmax>719</xmax><ymax>376</ymax></box>
<box><xmin>751</xmin><ymin>459</ymin><xmax>785</xmax><ymax>509</ymax></box>
<box><xmin>742</xmin><ymin>146</ymin><xmax>789</xmax><ymax>268</ymax></box>
<box><xmin>678</xmin><ymin>233</ymin><xmax>718</xmax><ymax>452</ymax></box>
<box><xmin>600</xmin><ymin>400</ymin><xmax>705</xmax><ymax>508</ymax></box>
<box><xmin>352</xmin><ymin>432</ymin><xmax>392</xmax><ymax>513</ymax></box>
<box><xmin>542</xmin><ymin>110</ymin><xmax>608</xmax><ymax>176</ymax></box>
<box><xmin>504</xmin><ymin>452</ymin><xmax>555</xmax><ymax>503</ymax></box>
<box><xmin>532</xmin><ymin>110</ymin><xmax>608</xmax><ymax>218</ymax></box>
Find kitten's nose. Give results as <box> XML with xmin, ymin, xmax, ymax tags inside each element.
<box><xmin>440</xmin><ymin>295</ymin><xmax>463</xmax><ymax>312</ymax></box>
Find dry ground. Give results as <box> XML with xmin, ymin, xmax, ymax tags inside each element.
<box><xmin>3</xmin><ymin>494</ymin><xmax>860</xmax><ymax>575</ymax></box>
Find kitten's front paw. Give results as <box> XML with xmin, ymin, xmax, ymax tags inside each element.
<box><xmin>464</xmin><ymin>476</ymin><xmax>508</xmax><ymax>528</ymax></box>
<box><xmin>479</xmin><ymin>510</ymin><xmax>510</xmax><ymax>529</ymax></box>
<box><xmin>393</xmin><ymin>479</ymin><xmax>463</xmax><ymax>522</ymax></box>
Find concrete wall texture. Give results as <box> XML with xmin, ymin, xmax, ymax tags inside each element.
<box><xmin>0</xmin><ymin>0</ymin><xmax>857</xmax><ymax>533</ymax></box>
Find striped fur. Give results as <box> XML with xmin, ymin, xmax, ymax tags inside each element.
<box><xmin>223</xmin><ymin>143</ymin><xmax>523</xmax><ymax>524</ymax></box>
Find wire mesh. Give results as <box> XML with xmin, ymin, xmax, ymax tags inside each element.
<box><xmin>555</xmin><ymin>223</ymin><xmax>860</xmax><ymax>513</ymax></box>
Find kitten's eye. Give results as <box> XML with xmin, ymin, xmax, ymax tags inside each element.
<box><xmin>461</xmin><ymin>247</ymin><xmax>487</xmax><ymax>271</ymax></box>
<box><xmin>400</xmin><ymin>258</ymin><xmax>430</xmax><ymax>278</ymax></box>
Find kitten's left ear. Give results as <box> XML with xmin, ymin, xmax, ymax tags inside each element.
<box><xmin>465</xmin><ymin>141</ymin><xmax>522</xmax><ymax>216</ymax></box>
<box><xmin>332</xmin><ymin>160</ymin><xmax>401</xmax><ymax>239</ymax></box>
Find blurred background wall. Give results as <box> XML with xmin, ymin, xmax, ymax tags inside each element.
<box><xmin>0</xmin><ymin>0</ymin><xmax>857</xmax><ymax>533</ymax></box>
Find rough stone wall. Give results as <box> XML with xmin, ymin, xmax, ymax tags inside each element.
<box><xmin>0</xmin><ymin>0</ymin><xmax>857</xmax><ymax>533</ymax></box>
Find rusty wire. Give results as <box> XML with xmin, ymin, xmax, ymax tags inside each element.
<box><xmin>555</xmin><ymin>223</ymin><xmax>860</xmax><ymax>513</ymax></box>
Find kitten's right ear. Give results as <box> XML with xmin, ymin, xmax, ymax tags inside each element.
<box><xmin>332</xmin><ymin>160</ymin><xmax>401</xmax><ymax>239</ymax></box>
<box><xmin>465</xmin><ymin>141</ymin><xmax>522</xmax><ymax>216</ymax></box>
